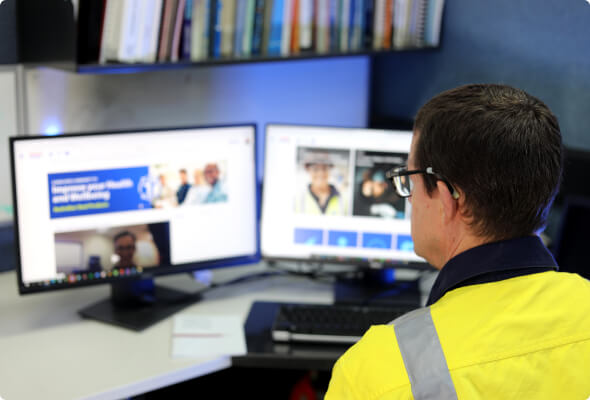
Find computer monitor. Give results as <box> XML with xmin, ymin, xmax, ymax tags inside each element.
<box><xmin>552</xmin><ymin>196</ymin><xmax>590</xmax><ymax>281</ymax></box>
<box><xmin>261</xmin><ymin>124</ymin><xmax>428</xmax><ymax>305</ymax></box>
<box><xmin>10</xmin><ymin>124</ymin><xmax>259</xmax><ymax>330</ymax></box>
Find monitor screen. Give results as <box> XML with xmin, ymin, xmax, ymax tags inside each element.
<box><xmin>11</xmin><ymin>125</ymin><xmax>259</xmax><ymax>295</ymax></box>
<box><xmin>261</xmin><ymin>124</ymin><xmax>425</xmax><ymax>268</ymax></box>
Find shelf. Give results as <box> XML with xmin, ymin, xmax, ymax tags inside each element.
<box><xmin>17</xmin><ymin>0</ymin><xmax>440</xmax><ymax>75</ymax></box>
<box><xmin>42</xmin><ymin>47</ymin><xmax>435</xmax><ymax>75</ymax></box>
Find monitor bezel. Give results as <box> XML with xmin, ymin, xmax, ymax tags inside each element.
<box><xmin>260</xmin><ymin>123</ymin><xmax>431</xmax><ymax>271</ymax></box>
<box><xmin>10</xmin><ymin>123</ymin><xmax>261</xmax><ymax>295</ymax></box>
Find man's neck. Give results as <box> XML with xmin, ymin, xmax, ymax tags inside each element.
<box><xmin>435</xmin><ymin>229</ymin><xmax>490</xmax><ymax>270</ymax></box>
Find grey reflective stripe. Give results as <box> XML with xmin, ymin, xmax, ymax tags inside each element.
<box><xmin>391</xmin><ymin>307</ymin><xmax>458</xmax><ymax>400</ymax></box>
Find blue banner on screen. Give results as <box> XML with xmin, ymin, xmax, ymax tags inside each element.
<box><xmin>48</xmin><ymin>167</ymin><xmax>153</xmax><ymax>219</ymax></box>
<box><xmin>328</xmin><ymin>230</ymin><xmax>358</xmax><ymax>247</ymax></box>
<box><xmin>294</xmin><ymin>228</ymin><xmax>324</xmax><ymax>245</ymax></box>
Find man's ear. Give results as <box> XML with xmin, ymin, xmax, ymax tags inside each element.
<box><xmin>436</xmin><ymin>180</ymin><xmax>459</xmax><ymax>223</ymax></box>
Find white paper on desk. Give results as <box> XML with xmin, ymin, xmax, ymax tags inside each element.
<box><xmin>171</xmin><ymin>314</ymin><xmax>247</xmax><ymax>359</ymax></box>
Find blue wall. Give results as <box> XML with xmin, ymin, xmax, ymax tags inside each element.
<box><xmin>371</xmin><ymin>0</ymin><xmax>590</xmax><ymax>149</ymax></box>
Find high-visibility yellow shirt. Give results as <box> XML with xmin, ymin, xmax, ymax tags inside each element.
<box><xmin>326</xmin><ymin>271</ymin><xmax>590</xmax><ymax>399</ymax></box>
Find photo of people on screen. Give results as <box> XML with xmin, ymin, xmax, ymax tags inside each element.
<box><xmin>183</xmin><ymin>163</ymin><xmax>228</xmax><ymax>205</ymax></box>
<box><xmin>149</xmin><ymin>161</ymin><xmax>228</xmax><ymax>207</ymax></box>
<box><xmin>353</xmin><ymin>151</ymin><xmax>407</xmax><ymax>219</ymax></box>
<box><xmin>54</xmin><ymin>222</ymin><xmax>171</xmax><ymax>275</ymax></box>
<box><xmin>295</xmin><ymin>147</ymin><xmax>350</xmax><ymax>216</ymax></box>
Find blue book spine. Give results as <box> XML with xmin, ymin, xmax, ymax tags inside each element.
<box><xmin>355</xmin><ymin>0</ymin><xmax>364</xmax><ymax>49</ymax></box>
<box><xmin>329</xmin><ymin>0</ymin><xmax>339</xmax><ymax>51</ymax></box>
<box><xmin>181</xmin><ymin>0</ymin><xmax>193</xmax><ymax>59</ymax></box>
<box><xmin>362</xmin><ymin>0</ymin><xmax>373</xmax><ymax>50</ymax></box>
<box><xmin>233</xmin><ymin>0</ymin><xmax>248</xmax><ymax>56</ymax></box>
<box><xmin>202</xmin><ymin>0</ymin><xmax>211</xmax><ymax>57</ymax></box>
<box><xmin>347</xmin><ymin>0</ymin><xmax>355</xmax><ymax>49</ymax></box>
<box><xmin>209</xmin><ymin>0</ymin><xmax>222</xmax><ymax>57</ymax></box>
<box><xmin>268</xmin><ymin>0</ymin><xmax>284</xmax><ymax>55</ymax></box>
<box><xmin>251</xmin><ymin>0</ymin><xmax>266</xmax><ymax>55</ymax></box>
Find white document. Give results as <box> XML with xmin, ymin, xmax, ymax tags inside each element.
<box><xmin>171</xmin><ymin>314</ymin><xmax>247</xmax><ymax>359</ymax></box>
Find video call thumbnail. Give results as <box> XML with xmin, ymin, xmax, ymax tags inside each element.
<box><xmin>352</xmin><ymin>151</ymin><xmax>407</xmax><ymax>219</ymax></box>
<box><xmin>54</xmin><ymin>222</ymin><xmax>170</xmax><ymax>275</ymax></box>
<box><xmin>295</xmin><ymin>147</ymin><xmax>351</xmax><ymax>216</ymax></box>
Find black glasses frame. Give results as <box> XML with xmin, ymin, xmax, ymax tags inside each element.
<box><xmin>385</xmin><ymin>166</ymin><xmax>460</xmax><ymax>199</ymax></box>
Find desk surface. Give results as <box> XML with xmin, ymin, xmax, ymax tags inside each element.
<box><xmin>0</xmin><ymin>265</ymin><xmax>334</xmax><ymax>400</ymax></box>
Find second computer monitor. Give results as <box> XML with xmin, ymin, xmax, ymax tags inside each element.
<box><xmin>262</xmin><ymin>124</ymin><xmax>425</xmax><ymax>268</ymax></box>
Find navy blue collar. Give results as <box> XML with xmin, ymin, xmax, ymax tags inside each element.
<box><xmin>427</xmin><ymin>235</ymin><xmax>558</xmax><ymax>305</ymax></box>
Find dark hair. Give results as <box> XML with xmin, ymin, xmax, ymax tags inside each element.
<box><xmin>414</xmin><ymin>84</ymin><xmax>563</xmax><ymax>240</ymax></box>
<box><xmin>113</xmin><ymin>230</ymin><xmax>136</xmax><ymax>244</ymax></box>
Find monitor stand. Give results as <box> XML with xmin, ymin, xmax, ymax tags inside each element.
<box><xmin>334</xmin><ymin>269</ymin><xmax>421</xmax><ymax>308</ymax></box>
<box><xmin>79</xmin><ymin>278</ymin><xmax>202</xmax><ymax>331</ymax></box>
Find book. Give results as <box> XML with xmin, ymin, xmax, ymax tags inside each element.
<box><xmin>350</xmin><ymin>0</ymin><xmax>364</xmax><ymax>51</ymax></box>
<box><xmin>339</xmin><ymin>0</ymin><xmax>351</xmax><ymax>52</ymax></box>
<box><xmin>158</xmin><ymin>0</ymin><xmax>180</xmax><ymax>61</ymax></box>
<box><xmin>280</xmin><ymin>0</ymin><xmax>293</xmax><ymax>55</ymax></box>
<box><xmin>233</xmin><ymin>0</ymin><xmax>249</xmax><ymax>56</ymax></box>
<box><xmin>251</xmin><ymin>0</ymin><xmax>266</xmax><ymax>55</ymax></box>
<box><xmin>423</xmin><ymin>0</ymin><xmax>444</xmax><ymax>46</ymax></box>
<box><xmin>382</xmin><ymin>0</ymin><xmax>393</xmax><ymax>49</ymax></box>
<box><xmin>372</xmin><ymin>0</ymin><xmax>385</xmax><ymax>50</ymax></box>
<box><xmin>241</xmin><ymin>0</ymin><xmax>256</xmax><ymax>56</ymax></box>
<box><xmin>290</xmin><ymin>0</ymin><xmax>300</xmax><ymax>53</ymax></box>
<box><xmin>315</xmin><ymin>0</ymin><xmax>329</xmax><ymax>53</ymax></box>
<box><xmin>136</xmin><ymin>0</ymin><xmax>164</xmax><ymax>62</ymax></box>
<box><xmin>328</xmin><ymin>0</ymin><xmax>338</xmax><ymax>52</ymax></box>
<box><xmin>170</xmin><ymin>0</ymin><xmax>187</xmax><ymax>61</ymax></box>
<box><xmin>99</xmin><ymin>0</ymin><xmax>124</xmax><ymax>63</ymax></box>
<box><xmin>220</xmin><ymin>0</ymin><xmax>237</xmax><ymax>57</ymax></box>
<box><xmin>299</xmin><ymin>0</ymin><xmax>313</xmax><ymax>51</ymax></box>
<box><xmin>190</xmin><ymin>0</ymin><xmax>211</xmax><ymax>61</ymax></box>
<box><xmin>268</xmin><ymin>0</ymin><xmax>286</xmax><ymax>55</ymax></box>
<box><xmin>261</xmin><ymin>0</ymin><xmax>274</xmax><ymax>54</ymax></box>
<box><xmin>99</xmin><ymin>0</ymin><xmax>144</xmax><ymax>63</ymax></box>
<box><xmin>180</xmin><ymin>0</ymin><xmax>193</xmax><ymax>60</ymax></box>
<box><xmin>361</xmin><ymin>0</ymin><xmax>374</xmax><ymax>50</ymax></box>
<box><xmin>209</xmin><ymin>0</ymin><xmax>223</xmax><ymax>58</ymax></box>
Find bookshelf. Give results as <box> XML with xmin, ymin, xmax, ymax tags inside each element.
<box><xmin>17</xmin><ymin>0</ymin><xmax>443</xmax><ymax>74</ymax></box>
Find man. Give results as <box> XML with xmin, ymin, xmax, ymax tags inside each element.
<box><xmin>202</xmin><ymin>163</ymin><xmax>228</xmax><ymax>204</ymax></box>
<box><xmin>326</xmin><ymin>84</ymin><xmax>590</xmax><ymax>399</ymax></box>
<box><xmin>113</xmin><ymin>230</ymin><xmax>136</xmax><ymax>269</ymax></box>
<box><xmin>176</xmin><ymin>169</ymin><xmax>191</xmax><ymax>205</ymax></box>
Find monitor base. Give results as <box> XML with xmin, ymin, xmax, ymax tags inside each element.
<box><xmin>334</xmin><ymin>269</ymin><xmax>421</xmax><ymax>308</ymax></box>
<box><xmin>79</xmin><ymin>280</ymin><xmax>202</xmax><ymax>331</ymax></box>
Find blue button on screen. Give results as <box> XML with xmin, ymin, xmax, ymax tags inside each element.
<box><xmin>362</xmin><ymin>233</ymin><xmax>393</xmax><ymax>249</ymax></box>
<box><xmin>294</xmin><ymin>228</ymin><xmax>323</xmax><ymax>245</ymax></box>
<box><xmin>328</xmin><ymin>230</ymin><xmax>357</xmax><ymax>247</ymax></box>
<box><xmin>396</xmin><ymin>235</ymin><xmax>414</xmax><ymax>252</ymax></box>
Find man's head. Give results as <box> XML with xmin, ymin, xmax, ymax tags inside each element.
<box><xmin>113</xmin><ymin>231</ymin><xmax>136</xmax><ymax>268</ymax></box>
<box><xmin>179</xmin><ymin>169</ymin><xmax>188</xmax><ymax>184</ymax></box>
<box><xmin>304</xmin><ymin>152</ymin><xmax>333</xmax><ymax>189</ymax></box>
<box><xmin>203</xmin><ymin>163</ymin><xmax>220</xmax><ymax>186</ymax></box>
<box><xmin>408</xmin><ymin>84</ymin><xmax>562</xmax><ymax>264</ymax></box>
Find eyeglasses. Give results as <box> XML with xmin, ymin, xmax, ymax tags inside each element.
<box><xmin>385</xmin><ymin>166</ymin><xmax>460</xmax><ymax>199</ymax></box>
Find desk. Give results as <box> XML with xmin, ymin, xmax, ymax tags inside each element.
<box><xmin>0</xmin><ymin>265</ymin><xmax>335</xmax><ymax>400</ymax></box>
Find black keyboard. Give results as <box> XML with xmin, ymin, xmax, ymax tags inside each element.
<box><xmin>271</xmin><ymin>303</ymin><xmax>417</xmax><ymax>344</ymax></box>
